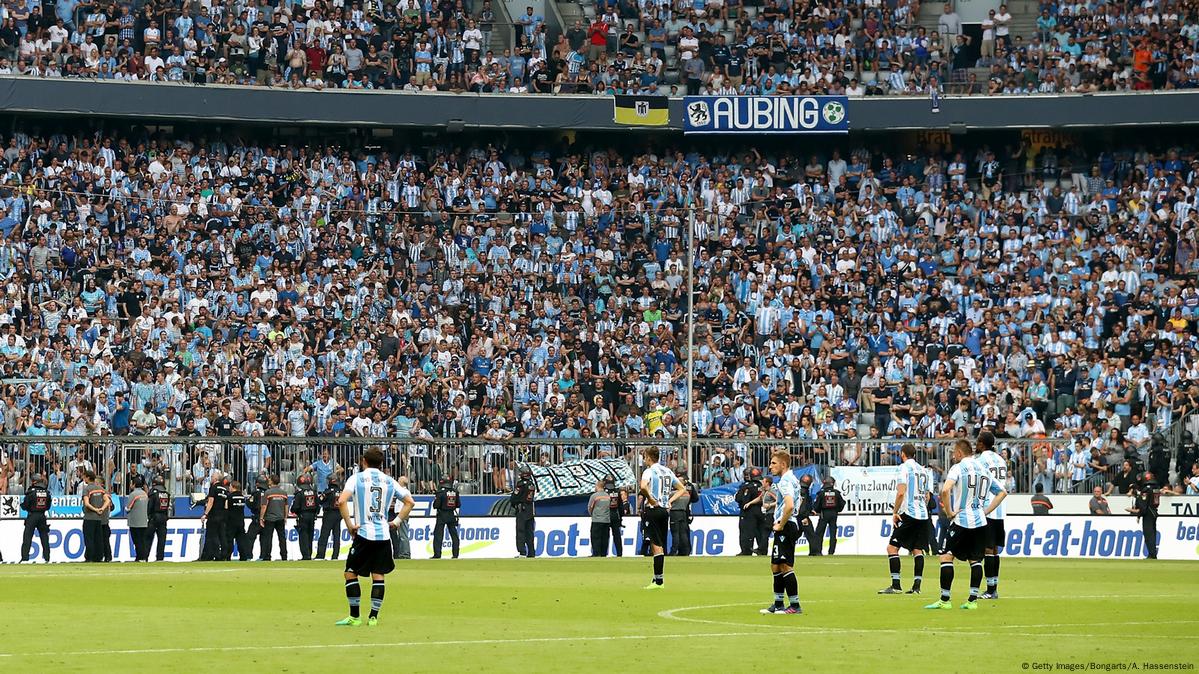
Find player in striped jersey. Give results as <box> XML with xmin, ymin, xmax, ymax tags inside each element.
<box><xmin>335</xmin><ymin>447</ymin><xmax>415</xmax><ymax>626</ymax></box>
<box><xmin>925</xmin><ymin>439</ymin><xmax>1007</xmax><ymax>611</ymax></box>
<box><xmin>879</xmin><ymin>444</ymin><xmax>931</xmax><ymax>595</ymax></box>
<box><xmin>760</xmin><ymin>450</ymin><xmax>803</xmax><ymax>615</ymax></box>
<box><xmin>974</xmin><ymin>431</ymin><xmax>1007</xmax><ymax>599</ymax></box>
<box><xmin>639</xmin><ymin>447</ymin><xmax>685</xmax><ymax>589</ymax></box>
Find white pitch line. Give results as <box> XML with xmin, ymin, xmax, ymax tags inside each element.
<box><xmin>0</xmin><ymin>631</ymin><xmax>803</xmax><ymax>659</ymax></box>
<box><xmin>0</xmin><ymin>567</ymin><xmax>245</xmax><ymax>579</ymax></box>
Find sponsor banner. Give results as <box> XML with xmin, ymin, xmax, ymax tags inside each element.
<box><xmin>517</xmin><ymin>458</ymin><xmax>636</xmax><ymax>501</ymax></box>
<box><xmin>2</xmin><ymin>494</ymin><xmax>126</xmax><ymax>519</ymax></box>
<box><xmin>683</xmin><ymin>95</ymin><xmax>848</xmax><ymax>134</ymax></box>
<box><xmin>0</xmin><ymin>516</ymin><xmax>513</xmax><ymax>562</ymax></box>
<box><xmin>829</xmin><ymin>466</ymin><xmax>901</xmax><ymax>514</ymax></box>
<box><xmin>5</xmin><ymin>516</ymin><xmax>1192</xmax><ymax>561</ymax></box>
<box><xmin>698</xmin><ymin>465</ymin><xmax>823</xmax><ymax>515</ymax></box>
<box><xmin>613</xmin><ymin>94</ymin><xmax>669</xmax><ymax>126</ymax></box>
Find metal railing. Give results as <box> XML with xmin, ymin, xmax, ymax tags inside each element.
<box><xmin>0</xmin><ymin>435</ymin><xmax>1068</xmax><ymax>499</ymax></box>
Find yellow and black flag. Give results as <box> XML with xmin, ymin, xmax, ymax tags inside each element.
<box><xmin>613</xmin><ymin>95</ymin><xmax>669</xmax><ymax>126</ymax></box>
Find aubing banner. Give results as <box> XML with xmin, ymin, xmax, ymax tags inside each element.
<box><xmin>518</xmin><ymin>457</ymin><xmax>637</xmax><ymax>500</ymax></box>
<box><xmin>683</xmin><ymin>95</ymin><xmax>849</xmax><ymax>134</ymax></box>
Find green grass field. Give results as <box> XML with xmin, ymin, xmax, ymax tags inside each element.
<box><xmin>2</xmin><ymin>556</ymin><xmax>1195</xmax><ymax>673</ymax></box>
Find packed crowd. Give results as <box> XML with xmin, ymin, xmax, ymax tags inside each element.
<box><xmin>0</xmin><ymin>125</ymin><xmax>1194</xmax><ymax>499</ymax></box>
<box><xmin>0</xmin><ymin>0</ymin><xmax>1196</xmax><ymax>95</ymax></box>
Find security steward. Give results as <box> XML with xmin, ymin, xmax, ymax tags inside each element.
<box><xmin>200</xmin><ymin>470</ymin><xmax>229</xmax><ymax>561</ymax></box>
<box><xmin>82</xmin><ymin>470</ymin><xmax>111</xmax><ymax>563</ymax></box>
<box><xmin>225</xmin><ymin>480</ymin><xmax>247</xmax><ymax>561</ymax></box>
<box><xmin>812</xmin><ymin>476</ymin><xmax>847</xmax><ymax>555</ymax></box>
<box><xmin>147</xmin><ymin>475</ymin><xmax>172</xmax><ymax>561</ymax></box>
<box><xmin>797</xmin><ymin>474</ymin><xmax>819</xmax><ymax>555</ymax></box>
<box><xmin>291</xmin><ymin>474</ymin><xmax>320</xmax><ymax>560</ymax></box>
<box><xmin>258</xmin><ymin>474</ymin><xmax>289</xmax><ymax>561</ymax></box>
<box><xmin>316</xmin><ymin>476</ymin><xmax>343</xmax><ymax>560</ymax></box>
<box><xmin>735</xmin><ymin>468</ymin><xmax>765</xmax><ymax>555</ymax></box>
<box><xmin>510</xmin><ymin>464</ymin><xmax>537</xmax><ymax>558</ymax></box>
<box><xmin>669</xmin><ymin>468</ymin><xmax>700</xmax><ymax>556</ymax></box>
<box><xmin>1128</xmin><ymin>470</ymin><xmax>1161</xmax><ymax>559</ymax></box>
<box><xmin>432</xmin><ymin>476</ymin><xmax>461</xmax><ymax>559</ymax></box>
<box><xmin>241</xmin><ymin>476</ymin><xmax>267</xmax><ymax>561</ymax></box>
<box><xmin>20</xmin><ymin>474</ymin><xmax>52</xmax><ymax>563</ymax></box>
<box><xmin>607</xmin><ymin>477</ymin><xmax>629</xmax><ymax>557</ymax></box>
<box><xmin>126</xmin><ymin>475</ymin><xmax>150</xmax><ymax>562</ymax></box>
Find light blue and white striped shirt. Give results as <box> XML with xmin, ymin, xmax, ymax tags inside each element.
<box><xmin>945</xmin><ymin>456</ymin><xmax>1003</xmax><ymax>529</ymax></box>
<box><xmin>640</xmin><ymin>463</ymin><xmax>680</xmax><ymax>508</ymax></box>
<box><xmin>976</xmin><ymin>450</ymin><xmax>1008</xmax><ymax>520</ymax></box>
<box><xmin>898</xmin><ymin>458</ymin><xmax>930</xmax><ymax>520</ymax></box>
<box><xmin>773</xmin><ymin>470</ymin><xmax>803</xmax><ymax>526</ymax></box>
<box><xmin>341</xmin><ymin>468</ymin><xmax>410</xmax><ymax>541</ymax></box>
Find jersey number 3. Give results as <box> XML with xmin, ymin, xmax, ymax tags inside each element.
<box><xmin>370</xmin><ymin>486</ymin><xmax>383</xmax><ymax>516</ymax></box>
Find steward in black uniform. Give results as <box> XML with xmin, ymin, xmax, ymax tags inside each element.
<box><xmin>316</xmin><ymin>477</ymin><xmax>342</xmax><ymax>560</ymax></box>
<box><xmin>669</xmin><ymin>469</ymin><xmax>700</xmax><ymax>556</ymax></box>
<box><xmin>607</xmin><ymin>478</ymin><xmax>629</xmax><ymax>557</ymax></box>
<box><xmin>147</xmin><ymin>476</ymin><xmax>172</xmax><ymax>561</ymax></box>
<box><xmin>510</xmin><ymin>465</ymin><xmax>537</xmax><ymax>557</ymax></box>
<box><xmin>432</xmin><ymin>476</ymin><xmax>461</xmax><ymax>559</ymax></box>
<box><xmin>1129</xmin><ymin>472</ymin><xmax>1161</xmax><ymax>559</ymax></box>
<box><xmin>813</xmin><ymin>477</ymin><xmax>847</xmax><ymax>555</ymax></box>
<box><xmin>241</xmin><ymin>477</ymin><xmax>266</xmax><ymax>561</ymax></box>
<box><xmin>21</xmin><ymin>474</ymin><xmax>51</xmax><ymax>562</ymax></box>
<box><xmin>225</xmin><ymin>480</ymin><xmax>247</xmax><ymax>561</ymax></box>
<box><xmin>200</xmin><ymin>474</ymin><xmax>230</xmax><ymax>561</ymax></box>
<box><xmin>797</xmin><ymin>475</ymin><xmax>819</xmax><ymax>555</ymax></box>
<box><xmin>735</xmin><ymin>468</ymin><xmax>766</xmax><ymax>555</ymax></box>
<box><xmin>290</xmin><ymin>474</ymin><xmax>319</xmax><ymax>560</ymax></box>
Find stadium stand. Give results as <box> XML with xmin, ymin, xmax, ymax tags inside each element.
<box><xmin>0</xmin><ymin>122</ymin><xmax>1193</xmax><ymax>502</ymax></box>
<box><xmin>0</xmin><ymin>0</ymin><xmax>1193</xmax><ymax>94</ymax></box>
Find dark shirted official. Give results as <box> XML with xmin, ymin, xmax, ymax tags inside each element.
<box><xmin>241</xmin><ymin>477</ymin><xmax>266</xmax><ymax>561</ymax></box>
<box><xmin>225</xmin><ymin>480</ymin><xmax>247</xmax><ymax>561</ymax></box>
<box><xmin>147</xmin><ymin>475</ymin><xmax>172</xmax><ymax>561</ymax></box>
<box><xmin>82</xmin><ymin>471</ymin><xmax>111</xmax><ymax>563</ymax></box>
<box><xmin>812</xmin><ymin>477</ymin><xmax>846</xmax><ymax>555</ymax></box>
<box><xmin>200</xmin><ymin>471</ymin><xmax>230</xmax><ymax>561</ymax></box>
<box><xmin>259</xmin><ymin>475</ymin><xmax>289</xmax><ymax>561</ymax></box>
<box><xmin>125</xmin><ymin>476</ymin><xmax>150</xmax><ymax>562</ymax></box>
<box><xmin>510</xmin><ymin>465</ymin><xmax>536</xmax><ymax>558</ymax></box>
<box><xmin>1127</xmin><ymin>472</ymin><xmax>1161</xmax><ymax>559</ymax></box>
<box><xmin>796</xmin><ymin>475</ymin><xmax>819</xmax><ymax>556</ymax></box>
<box><xmin>607</xmin><ymin>479</ymin><xmax>629</xmax><ymax>557</ymax></box>
<box><xmin>669</xmin><ymin>468</ymin><xmax>700</xmax><ymax>556</ymax></box>
<box><xmin>317</xmin><ymin>477</ymin><xmax>343</xmax><ymax>560</ymax></box>
<box><xmin>291</xmin><ymin>474</ymin><xmax>320</xmax><ymax>560</ymax></box>
<box><xmin>735</xmin><ymin>469</ymin><xmax>766</xmax><ymax>555</ymax></box>
<box><xmin>432</xmin><ymin>476</ymin><xmax>461</xmax><ymax>559</ymax></box>
<box><xmin>21</xmin><ymin>474</ymin><xmax>51</xmax><ymax>562</ymax></box>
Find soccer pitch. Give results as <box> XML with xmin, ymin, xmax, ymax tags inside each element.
<box><xmin>2</xmin><ymin>557</ymin><xmax>1194</xmax><ymax>672</ymax></box>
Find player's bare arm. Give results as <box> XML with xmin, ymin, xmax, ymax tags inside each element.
<box><xmin>338</xmin><ymin>490</ymin><xmax>358</xmax><ymax>534</ymax></box>
<box><xmin>983</xmin><ymin>489</ymin><xmax>1008</xmax><ymax>518</ymax></box>
<box><xmin>775</xmin><ymin>493</ymin><xmax>794</xmax><ymax>531</ymax></box>
<box><xmin>940</xmin><ymin>479</ymin><xmax>956</xmax><ymax>520</ymax></box>
<box><xmin>639</xmin><ymin>478</ymin><xmax>658</xmax><ymax>508</ymax></box>
<box><xmin>892</xmin><ymin>482</ymin><xmax>907</xmax><ymax>525</ymax></box>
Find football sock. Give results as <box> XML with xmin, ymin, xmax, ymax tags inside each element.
<box><xmin>913</xmin><ymin>554</ymin><xmax>925</xmax><ymax>586</ymax></box>
<box><xmin>370</xmin><ymin>580</ymin><xmax>385</xmax><ymax>619</ymax></box>
<box><xmin>782</xmin><ymin>571</ymin><xmax>799</xmax><ymax>607</ymax></box>
<box><xmin>772</xmin><ymin>572</ymin><xmax>784</xmax><ymax>607</ymax></box>
<box><xmin>653</xmin><ymin>554</ymin><xmax>664</xmax><ymax>585</ymax></box>
<box><xmin>969</xmin><ymin>561</ymin><xmax>983</xmax><ymax>601</ymax></box>
<box><xmin>939</xmin><ymin>562</ymin><xmax>953</xmax><ymax>602</ymax></box>
<box><xmin>888</xmin><ymin>554</ymin><xmax>901</xmax><ymax>588</ymax></box>
<box><xmin>984</xmin><ymin>554</ymin><xmax>999</xmax><ymax>593</ymax></box>
<box><xmin>345</xmin><ymin>579</ymin><xmax>361</xmax><ymax>618</ymax></box>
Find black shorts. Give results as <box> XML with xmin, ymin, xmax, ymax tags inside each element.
<box><xmin>345</xmin><ymin>536</ymin><xmax>395</xmax><ymax>576</ymax></box>
<box><xmin>770</xmin><ymin>521</ymin><xmax>800</xmax><ymax>566</ymax></box>
<box><xmin>984</xmin><ymin>518</ymin><xmax>1006</xmax><ymax>551</ymax></box>
<box><xmin>940</xmin><ymin>523</ymin><xmax>986</xmax><ymax>562</ymax></box>
<box><xmin>643</xmin><ymin>507</ymin><xmax>669</xmax><ymax>549</ymax></box>
<box><xmin>888</xmin><ymin>514</ymin><xmax>931</xmax><ymax>552</ymax></box>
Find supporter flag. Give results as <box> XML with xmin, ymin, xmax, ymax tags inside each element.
<box><xmin>613</xmin><ymin>95</ymin><xmax>669</xmax><ymax>126</ymax></box>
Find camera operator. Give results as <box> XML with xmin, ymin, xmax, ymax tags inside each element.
<box><xmin>432</xmin><ymin>475</ymin><xmax>461</xmax><ymax>559</ymax></box>
<box><xmin>669</xmin><ymin>468</ymin><xmax>700</xmax><ymax>556</ymax></box>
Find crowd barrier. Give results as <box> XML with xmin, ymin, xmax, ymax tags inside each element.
<box><xmin>3</xmin><ymin>515</ymin><xmax>1190</xmax><ymax>562</ymax></box>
